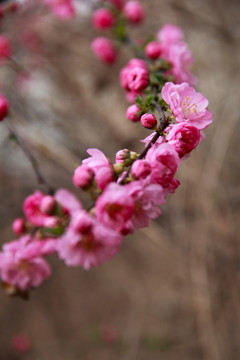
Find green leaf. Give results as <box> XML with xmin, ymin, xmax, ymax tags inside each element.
<box><xmin>135</xmin><ymin>95</ymin><xmax>144</xmax><ymax>108</ymax></box>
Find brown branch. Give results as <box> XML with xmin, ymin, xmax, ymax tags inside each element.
<box><xmin>5</xmin><ymin>118</ymin><xmax>54</xmax><ymax>195</ymax></box>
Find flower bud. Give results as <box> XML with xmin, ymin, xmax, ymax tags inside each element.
<box><xmin>130</xmin><ymin>151</ymin><xmax>138</xmax><ymax>160</ymax></box>
<box><xmin>128</xmin><ymin>67</ymin><xmax>149</xmax><ymax>91</ymax></box>
<box><xmin>73</xmin><ymin>165</ymin><xmax>94</xmax><ymax>189</ymax></box>
<box><xmin>113</xmin><ymin>162</ymin><xmax>124</xmax><ymax>175</ymax></box>
<box><xmin>145</xmin><ymin>41</ymin><xmax>161</xmax><ymax>59</ymax></box>
<box><xmin>115</xmin><ymin>149</ymin><xmax>130</xmax><ymax>163</ymax></box>
<box><xmin>131</xmin><ymin>159</ymin><xmax>151</xmax><ymax>179</ymax></box>
<box><xmin>126</xmin><ymin>104</ymin><xmax>141</xmax><ymax>122</ymax></box>
<box><xmin>40</xmin><ymin>196</ymin><xmax>56</xmax><ymax>215</ymax></box>
<box><xmin>123</xmin><ymin>1</ymin><xmax>144</xmax><ymax>24</ymax></box>
<box><xmin>141</xmin><ymin>113</ymin><xmax>157</xmax><ymax>129</ymax></box>
<box><xmin>91</xmin><ymin>37</ymin><xmax>117</xmax><ymax>64</ymax></box>
<box><xmin>0</xmin><ymin>94</ymin><xmax>8</xmax><ymax>121</ymax></box>
<box><xmin>92</xmin><ymin>8</ymin><xmax>114</xmax><ymax>30</ymax></box>
<box><xmin>12</xmin><ymin>218</ymin><xmax>25</xmax><ymax>235</ymax></box>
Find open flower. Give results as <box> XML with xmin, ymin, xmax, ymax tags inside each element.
<box><xmin>0</xmin><ymin>235</ymin><xmax>51</xmax><ymax>291</ymax></box>
<box><xmin>95</xmin><ymin>183</ymin><xmax>134</xmax><ymax>232</ymax></box>
<box><xmin>162</xmin><ymin>82</ymin><xmax>212</xmax><ymax>130</ymax></box>
<box><xmin>57</xmin><ymin>211</ymin><xmax>122</xmax><ymax>269</ymax></box>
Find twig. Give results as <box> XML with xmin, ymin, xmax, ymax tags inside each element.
<box><xmin>5</xmin><ymin>118</ymin><xmax>54</xmax><ymax>194</ymax></box>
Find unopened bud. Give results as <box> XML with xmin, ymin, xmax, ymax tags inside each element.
<box><xmin>72</xmin><ymin>165</ymin><xmax>94</xmax><ymax>189</ymax></box>
<box><xmin>12</xmin><ymin>218</ymin><xmax>25</xmax><ymax>235</ymax></box>
<box><xmin>141</xmin><ymin>113</ymin><xmax>157</xmax><ymax>129</ymax></box>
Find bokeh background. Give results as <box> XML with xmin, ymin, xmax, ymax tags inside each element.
<box><xmin>0</xmin><ymin>0</ymin><xmax>240</xmax><ymax>359</ymax></box>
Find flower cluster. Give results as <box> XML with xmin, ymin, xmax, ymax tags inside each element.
<box><xmin>91</xmin><ymin>0</ymin><xmax>144</xmax><ymax>64</ymax></box>
<box><xmin>0</xmin><ymin>1</ymin><xmax>213</xmax><ymax>297</ymax></box>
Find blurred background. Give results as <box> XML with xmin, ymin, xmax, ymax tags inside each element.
<box><xmin>0</xmin><ymin>0</ymin><xmax>240</xmax><ymax>359</ymax></box>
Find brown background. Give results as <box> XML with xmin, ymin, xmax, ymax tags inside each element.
<box><xmin>0</xmin><ymin>0</ymin><xmax>240</xmax><ymax>359</ymax></box>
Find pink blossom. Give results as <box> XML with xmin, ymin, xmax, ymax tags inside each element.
<box><xmin>82</xmin><ymin>148</ymin><xmax>114</xmax><ymax>190</ymax></box>
<box><xmin>157</xmin><ymin>24</ymin><xmax>184</xmax><ymax>46</ymax></box>
<box><xmin>166</xmin><ymin>123</ymin><xmax>200</xmax><ymax>158</ymax></box>
<box><xmin>165</xmin><ymin>41</ymin><xmax>197</xmax><ymax>85</ymax></box>
<box><xmin>126</xmin><ymin>104</ymin><xmax>141</xmax><ymax>122</ymax></box>
<box><xmin>127</xmin><ymin>66</ymin><xmax>149</xmax><ymax>91</ymax></box>
<box><xmin>119</xmin><ymin>58</ymin><xmax>147</xmax><ymax>92</ymax></box>
<box><xmin>145</xmin><ymin>41</ymin><xmax>161</xmax><ymax>59</ymax></box>
<box><xmin>146</xmin><ymin>142</ymin><xmax>180</xmax><ymax>193</ymax></box>
<box><xmin>0</xmin><ymin>236</ymin><xmax>51</xmax><ymax>291</ymax></box>
<box><xmin>24</xmin><ymin>189</ymin><xmax>81</xmax><ymax>227</ymax></box>
<box><xmin>115</xmin><ymin>149</ymin><xmax>130</xmax><ymax>163</ymax></box>
<box><xmin>123</xmin><ymin>1</ymin><xmax>145</xmax><ymax>24</ymax></box>
<box><xmin>93</xmin><ymin>8</ymin><xmax>114</xmax><ymax>30</ymax></box>
<box><xmin>91</xmin><ymin>37</ymin><xmax>117</xmax><ymax>64</ymax></box>
<box><xmin>95</xmin><ymin>183</ymin><xmax>134</xmax><ymax>232</ymax></box>
<box><xmin>0</xmin><ymin>94</ymin><xmax>8</xmax><ymax>121</ymax></box>
<box><xmin>131</xmin><ymin>159</ymin><xmax>151</xmax><ymax>179</ymax></box>
<box><xmin>72</xmin><ymin>165</ymin><xmax>94</xmax><ymax>189</ymax></box>
<box><xmin>12</xmin><ymin>218</ymin><xmax>25</xmax><ymax>235</ymax></box>
<box><xmin>44</xmin><ymin>0</ymin><xmax>75</xmax><ymax>19</ymax></box>
<box><xmin>57</xmin><ymin>211</ymin><xmax>122</xmax><ymax>269</ymax></box>
<box><xmin>54</xmin><ymin>188</ymin><xmax>82</xmax><ymax>216</ymax></box>
<box><xmin>126</xmin><ymin>181</ymin><xmax>165</xmax><ymax>228</ymax></box>
<box><xmin>162</xmin><ymin>82</ymin><xmax>212</xmax><ymax>130</ymax></box>
<box><xmin>23</xmin><ymin>191</ymin><xmax>49</xmax><ymax>227</ymax></box>
<box><xmin>141</xmin><ymin>113</ymin><xmax>157</xmax><ymax>129</ymax></box>
<box><xmin>156</xmin><ymin>25</ymin><xmax>196</xmax><ymax>85</ymax></box>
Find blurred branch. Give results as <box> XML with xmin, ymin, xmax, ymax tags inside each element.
<box><xmin>5</xmin><ymin>118</ymin><xmax>54</xmax><ymax>194</ymax></box>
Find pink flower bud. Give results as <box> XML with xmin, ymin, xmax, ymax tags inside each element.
<box><xmin>12</xmin><ymin>218</ymin><xmax>25</xmax><ymax>235</ymax></box>
<box><xmin>40</xmin><ymin>196</ymin><xmax>56</xmax><ymax>214</ymax></box>
<box><xmin>92</xmin><ymin>8</ymin><xmax>114</xmax><ymax>30</ymax></box>
<box><xmin>123</xmin><ymin>1</ymin><xmax>144</xmax><ymax>24</ymax></box>
<box><xmin>131</xmin><ymin>159</ymin><xmax>151</xmax><ymax>179</ymax></box>
<box><xmin>128</xmin><ymin>67</ymin><xmax>149</xmax><ymax>91</ymax></box>
<box><xmin>91</xmin><ymin>37</ymin><xmax>117</xmax><ymax>64</ymax></box>
<box><xmin>0</xmin><ymin>94</ymin><xmax>8</xmax><ymax>121</ymax></box>
<box><xmin>0</xmin><ymin>35</ymin><xmax>11</xmax><ymax>61</ymax></box>
<box><xmin>141</xmin><ymin>113</ymin><xmax>157</xmax><ymax>129</ymax></box>
<box><xmin>126</xmin><ymin>104</ymin><xmax>141</xmax><ymax>122</ymax></box>
<box><xmin>72</xmin><ymin>165</ymin><xmax>94</xmax><ymax>189</ymax></box>
<box><xmin>115</xmin><ymin>149</ymin><xmax>130</xmax><ymax>163</ymax></box>
<box><xmin>145</xmin><ymin>41</ymin><xmax>161</xmax><ymax>59</ymax></box>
